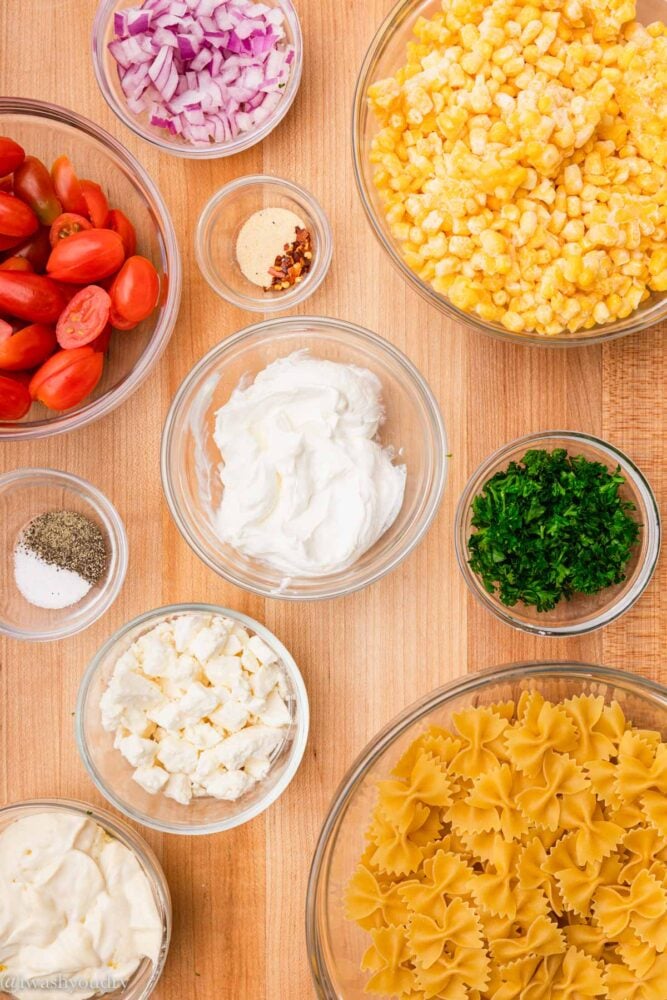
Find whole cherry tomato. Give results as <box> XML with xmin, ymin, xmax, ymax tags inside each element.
<box><xmin>0</xmin><ymin>323</ymin><xmax>56</xmax><ymax>370</ymax></box>
<box><xmin>0</xmin><ymin>368</ymin><xmax>31</xmax><ymax>385</ymax></box>
<box><xmin>13</xmin><ymin>157</ymin><xmax>62</xmax><ymax>226</ymax></box>
<box><xmin>46</xmin><ymin>229</ymin><xmax>125</xmax><ymax>283</ymax></box>
<box><xmin>106</xmin><ymin>209</ymin><xmax>136</xmax><ymax>258</ymax></box>
<box><xmin>0</xmin><ymin>272</ymin><xmax>67</xmax><ymax>324</ymax></box>
<box><xmin>51</xmin><ymin>156</ymin><xmax>87</xmax><ymax>214</ymax></box>
<box><xmin>0</xmin><ymin>256</ymin><xmax>33</xmax><ymax>272</ymax></box>
<box><xmin>90</xmin><ymin>322</ymin><xmax>112</xmax><ymax>353</ymax></box>
<box><xmin>0</xmin><ymin>372</ymin><xmax>31</xmax><ymax>418</ymax></box>
<box><xmin>56</xmin><ymin>286</ymin><xmax>111</xmax><ymax>349</ymax></box>
<box><xmin>9</xmin><ymin>227</ymin><xmax>52</xmax><ymax>272</ymax></box>
<box><xmin>0</xmin><ymin>138</ymin><xmax>25</xmax><ymax>177</ymax></box>
<box><xmin>0</xmin><ymin>192</ymin><xmax>38</xmax><ymax>239</ymax></box>
<box><xmin>80</xmin><ymin>180</ymin><xmax>109</xmax><ymax>228</ymax></box>
<box><xmin>29</xmin><ymin>345</ymin><xmax>103</xmax><ymax>410</ymax></box>
<box><xmin>109</xmin><ymin>255</ymin><xmax>159</xmax><ymax>327</ymax></box>
<box><xmin>0</xmin><ymin>176</ymin><xmax>13</xmax><ymax>193</ymax></box>
<box><xmin>49</xmin><ymin>212</ymin><xmax>92</xmax><ymax>247</ymax></box>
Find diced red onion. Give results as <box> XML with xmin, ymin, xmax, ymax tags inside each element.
<box><xmin>108</xmin><ymin>0</ymin><xmax>295</xmax><ymax>146</ymax></box>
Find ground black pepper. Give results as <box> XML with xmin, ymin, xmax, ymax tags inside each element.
<box><xmin>22</xmin><ymin>510</ymin><xmax>108</xmax><ymax>586</ymax></box>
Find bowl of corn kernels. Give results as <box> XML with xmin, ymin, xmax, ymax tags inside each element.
<box><xmin>352</xmin><ymin>0</ymin><xmax>667</xmax><ymax>345</ymax></box>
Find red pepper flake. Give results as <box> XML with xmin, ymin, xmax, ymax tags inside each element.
<box><xmin>265</xmin><ymin>227</ymin><xmax>313</xmax><ymax>292</ymax></box>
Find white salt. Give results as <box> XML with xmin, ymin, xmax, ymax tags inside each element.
<box><xmin>13</xmin><ymin>544</ymin><xmax>91</xmax><ymax>610</ymax></box>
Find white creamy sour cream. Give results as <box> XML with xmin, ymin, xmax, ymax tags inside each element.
<box><xmin>213</xmin><ymin>351</ymin><xmax>407</xmax><ymax>576</ymax></box>
<box><xmin>0</xmin><ymin>812</ymin><xmax>163</xmax><ymax>1000</ymax></box>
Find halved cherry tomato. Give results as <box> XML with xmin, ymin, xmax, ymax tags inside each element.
<box><xmin>109</xmin><ymin>255</ymin><xmax>159</xmax><ymax>327</ymax></box>
<box><xmin>0</xmin><ymin>319</ymin><xmax>13</xmax><ymax>341</ymax></box>
<box><xmin>0</xmin><ymin>138</ymin><xmax>25</xmax><ymax>177</ymax></box>
<box><xmin>0</xmin><ymin>193</ymin><xmax>38</xmax><ymax>239</ymax></box>
<box><xmin>49</xmin><ymin>212</ymin><xmax>92</xmax><ymax>247</ymax></box>
<box><xmin>0</xmin><ymin>323</ymin><xmax>56</xmax><ymax>370</ymax></box>
<box><xmin>80</xmin><ymin>180</ymin><xmax>109</xmax><ymax>228</ymax></box>
<box><xmin>0</xmin><ymin>372</ymin><xmax>31</xmax><ymax>418</ymax></box>
<box><xmin>13</xmin><ymin>157</ymin><xmax>62</xmax><ymax>226</ymax></box>
<box><xmin>106</xmin><ymin>209</ymin><xmax>136</xmax><ymax>258</ymax></box>
<box><xmin>9</xmin><ymin>227</ymin><xmax>52</xmax><ymax>272</ymax></box>
<box><xmin>0</xmin><ymin>256</ymin><xmax>33</xmax><ymax>272</ymax></box>
<box><xmin>90</xmin><ymin>322</ymin><xmax>112</xmax><ymax>353</ymax></box>
<box><xmin>46</xmin><ymin>229</ymin><xmax>125</xmax><ymax>283</ymax></box>
<box><xmin>0</xmin><ymin>272</ymin><xmax>67</xmax><ymax>323</ymax></box>
<box><xmin>51</xmin><ymin>156</ymin><xmax>87</xmax><ymax>214</ymax></box>
<box><xmin>29</xmin><ymin>345</ymin><xmax>103</xmax><ymax>410</ymax></box>
<box><xmin>56</xmin><ymin>286</ymin><xmax>111</xmax><ymax>349</ymax></box>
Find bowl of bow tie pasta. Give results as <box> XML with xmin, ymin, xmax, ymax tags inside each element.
<box><xmin>307</xmin><ymin>661</ymin><xmax>667</xmax><ymax>999</ymax></box>
<box><xmin>353</xmin><ymin>0</ymin><xmax>667</xmax><ymax>344</ymax></box>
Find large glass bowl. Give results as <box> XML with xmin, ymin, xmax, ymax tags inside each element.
<box><xmin>352</xmin><ymin>0</ymin><xmax>667</xmax><ymax>346</ymax></box>
<box><xmin>0</xmin><ymin>98</ymin><xmax>181</xmax><ymax>440</ymax></box>
<box><xmin>76</xmin><ymin>604</ymin><xmax>309</xmax><ymax>835</ymax></box>
<box><xmin>306</xmin><ymin>661</ymin><xmax>667</xmax><ymax>998</ymax></box>
<box><xmin>455</xmin><ymin>432</ymin><xmax>661</xmax><ymax>636</ymax></box>
<box><xmin>161</xmin><ymin>317</ymin><xmax>447</xmax><ymax>599</ymax></box>
<box><xmin>93</xmin><ymin>0</ymin><xmax>303</xmax><ymax>159</ymax></box>
<box><xmin>0</xmin><ymin>798</ymin><xmax>171</xmax><ymax>999</ymax></box>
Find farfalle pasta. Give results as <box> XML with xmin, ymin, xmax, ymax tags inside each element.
<box><xmin>345</xmin><ymin>694</ymin><xmax>667</xmax><ymax>998</ymax></box>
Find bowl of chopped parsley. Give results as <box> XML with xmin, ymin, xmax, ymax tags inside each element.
<box><xmin>455</xmin><ymin>432</ymin><xmax>660</xmax><ymax>636</ymax></box>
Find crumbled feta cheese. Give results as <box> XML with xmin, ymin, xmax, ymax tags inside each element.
<box><xmin>132</xmin><ymin>765</ymin><xmax>169</xmax><ymax>795</ymax></box>
<box><xmin>241</xmin><ymin>649</ymin><xmax>260</xmax><ymax>674</ymax></box>
<box><xmin>164</xmin><ymin>773</ymin><xmax>192</xmax><ymax>806</ymax></box>
<box><xmin>169</xmin><ymin>653</ymin><xmax>201</xmax><ymax>688</ymax></box>
<box><xmin>204</xmin><ymin>655</ymin><xmax>243</xmax><ymax>689</ymax></box>
<box><xmin>122</xmin><ymin>708</ymin><xmax>157</xmax><ymax>738</ymax></box>
<box><xmin>258</xmin><ymin>689</ymin><xmax>291</xmax><ymax>728</ymax></box>
<box><xmin>246</xmin><ymin>635</ymin><xmax>277</xmax><ymax>665</ymax></box>
<box><xmin>177</xmin><ymin>682</ymin><xmax>219</xmax><ymax>725</ymax></box>
<box><xmin>173</xmin><ymin>614</ymin><xmax>207</xmax><ymax>653</ymax></box>
<box><xmin>209</xmin><ymin>700</ymin><xmax>250</xmax><ymax>734</ymax></box>
<box><xmin>216</xmin><ymin>726</ymin><xmax>284</xmax><ymax>770</ymax></box>
<box><xmin>183</xmin><ymin>722</ymin><xmax>222</xmax><ymax>749</ymax></box>
<box><xmin>137</xmin><ymin>633</ymin><xmax>177</xmax><ymax>678</ymax></box>
<box><xmin>156</xmin><ymin>735</ymin><xmax>199</xmax><ymax>775</ymax></box>
<box><xmin>118</xmin><ymin>734</ymin><xmax>157</xmax><ymax>768</ymax></box>
<box><xmin>148</xmin><ymin>701</ymin><xmax>184</xmax><ymax>733</ymax></box>
<box><xmin>222</xmin><ymin>634</ymin><xmax>244</xmax><ymax>657</ymax></box>
<box><xmin>203</xmin><ymin>769</ymin><xmax>254</xmax><ymax>800</ymax></box>
<box><xmin>251</xmin><ymin>663</ymin><xmax>282</xmax><ymax>699</ymax></box>
<box><xmin>244</xmin><ymin>756</ymin><xmax>272</xmax><ymax>781</ymax></box>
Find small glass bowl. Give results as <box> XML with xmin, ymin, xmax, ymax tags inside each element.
<box><xmin>0</xmin><ymin>468</ymin><xmax>128</xmax><ymax>642</ymax></box>
<box><xmin>161</xmin><ymin>317</ymin><xmax>447</xmax><ymax>600</ymax></box>
<box><xmin>0</xmin><ymin>798</ymin><xmax>171</xmax><ymax>1000</ymax></box>
<box><xmin>306</xmin><ymin>661</ymin><xmax>667</xmax><ymax>998</ymax></box>
<box><xmin>454</xmin><ymin>432</ymin><xmax>661</xmax><ymax>636</ymax></box>
<box><xmin>76</xmin><ymin>604</ymin><xmax>309</xmax><ymax>835</ymax></box>
<box><xmin>195</xmin><ymin>175</ymin><xmax>333</xmax><ymax>312</ymax></box>
<box><xmin>0</xmin><ymin>98</ymin><xmax>181</xmax><ymax>440</ymax></box>
<box><xmin>92</xmin><ymin>0</ymin><xmax>303</xmax><ymax>159</ymax></box>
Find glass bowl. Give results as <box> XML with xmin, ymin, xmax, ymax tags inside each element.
<box><xmin>76</xmin><ymin>604</ymin><xmax>309</xmax><ymax>835</ymax></box>
<box><xmin>0</xmin><ymin>468</ymin><xmax>128</xmax><ymax>642</ymax></box>
<box><xmin>0</xmin><ymin>98</ymin><xmax>181</xmax><ymax>441</ymax></box>
<box><xmin>195</xmin><ymin>175</ymin><xmax>333</xmax><ymax>312</ymax></box>
<box><xmin>0</xmin><ymin>798</ymin><xmax>171</xmax><ymax>1000</ymax></box>
<box><xmin>454</xmin><ymin>432</ymin><xmax>660</xmax><ymax>636</ymax></box>
<box><xmin>306</xmin><ymin>660</ymin><xmax>667</xmax><ymax>998</ymax></box>
<box><xmin>93</xmin><ymin>0</ymin><xmax>303</xmax><ymax>159</ymax></box>
<box><xmin>352</xmin><ymin>0</ymin><xmax>667</xmax><ymax>347</ymax></box>
<box><xmin>160</xmin><ymin>317</ymin><xmax>447</xmax><ymax>600</ymax></box>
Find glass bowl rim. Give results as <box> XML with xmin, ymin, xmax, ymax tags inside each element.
<box><xmin>160</xmin><ymin>315</ymin><xmax>448</xmax><ymax>600</ymax></box>
<box><xmin>92</xmin><ymin>0</ymin><xmax>304</xmax><ymax>160</ymax></box>
<box><xmin>194</xmin><ymin>174</ymin><xmax>334</xmax><ymax>312</ymax></box>
<box><xmin>75</xmin><ymin>602</ymin><xmax>310</xmax><ymax>835</ymax></box>
<box><xmin>0</xmin><ymin>796</ymin><xmax>172</xmax><ymax>999</ymax></box>
<box><xmin>0</xmin><ymin>96</ymin><xmax>182</xmax><ymax>441</ymax></box>
<box><xmin>0</xmin><ymin>466</ymin><xmax>129</xmax><ymax>642</ymax></box>
<box><xmin>305</xmin><ymin>659</ymin><xmax>667</xmax><ymax>997</ymax></box>
<box><xmin>453</xmin><ymin>430</ymin><xmax>661</xmax><ymax>636</ymax></box>
<box><xmin>351</xmin><ymin>0</ymin><xmax>667</xmax><ymax>348</ymax></box>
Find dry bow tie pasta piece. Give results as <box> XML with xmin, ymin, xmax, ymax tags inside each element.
<box><xmin>367</xmin><ymin>0</ymin><xmax>667</xmax><ymax>336</ymax></box>
<box><xmin>345</xmin><ymin>692</ymin><xmax>667</xmax><ymax>998</ymax></box>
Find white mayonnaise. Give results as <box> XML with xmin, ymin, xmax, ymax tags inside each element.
<box><xmin>0</xmin><ymin>812</ymin><xmax>163</xmax><ymax>1000</ymax></box>
<box><xmin>213</xmin><ymin>351</ymin><xmax>406</xmax><ymax>576</ymax></box>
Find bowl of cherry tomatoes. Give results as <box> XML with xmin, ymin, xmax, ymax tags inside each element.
<box><xmin>0</xmin><ymin>98</ymin><xmax>181</xmax><ymax>439</ymax></box>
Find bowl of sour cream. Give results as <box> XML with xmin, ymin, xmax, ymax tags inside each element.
<box><xmin>161</xmin><ymin>317</ymin><xmax>447</xmax><ymax>600</ymax></box>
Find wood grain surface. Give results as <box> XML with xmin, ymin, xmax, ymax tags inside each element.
<box><xmin>1</xmin><ymin>1</ymin><xmax>666</xmax><ymax>998</ymax></box>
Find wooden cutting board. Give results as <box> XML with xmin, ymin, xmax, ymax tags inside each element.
<box><xmin>1</xmin><ymin>0</ymin><xmax>665</xmax><ymax>996</ymax></box>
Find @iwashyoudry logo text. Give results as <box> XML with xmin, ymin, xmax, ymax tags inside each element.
<box><xmin>0</xmin><ymin>973</ymin><xmax>129</xmax><ymax>992</ymax></box>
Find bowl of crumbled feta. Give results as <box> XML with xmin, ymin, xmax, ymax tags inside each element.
<box><xmin>76</xmin><ymin>604</ymin><xmax>309</xmax><ymax>835</ymax></box>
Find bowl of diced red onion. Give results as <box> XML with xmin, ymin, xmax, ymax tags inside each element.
<box><xmin>93</xmin><ymin>0</ymin><xmax>302</xmax><ymax>157</ymax></box>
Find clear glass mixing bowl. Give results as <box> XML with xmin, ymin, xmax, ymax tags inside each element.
<box><xmin>161</xmin><ymin>317</ymin><xmax>447</xmax><ymax>599</ymax></box>
<box><xmin>352</xmin><ymin>0</ymin><xmax>667</xmax><ymax>346</ymax></box>
<box><xmin>0</xmin><ymin>98</ymin><xmax>181</xmax><ymax>440</ymax></box>
<box><xmin>306</xmin><ymin>661</ymin><xmax>667</xmax><ymax>997</ymax></box>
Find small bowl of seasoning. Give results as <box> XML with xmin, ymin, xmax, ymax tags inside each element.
<box><xmin>0</xmin><ymin>468</ymin><xmax>128</xmax><ymax>641</ymax></box>
<box><xmin>455</xmin><ymin>431</ymin><xmax>661</xmax><ymax>636</ymax></box>
<box><xmin>195</xmin><ymin>175</ymin><xmax>332</xmax><ymax>313</ymax></box>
